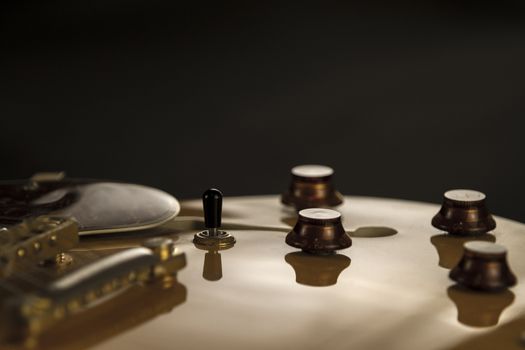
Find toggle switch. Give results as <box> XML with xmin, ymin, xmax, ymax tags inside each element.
<box><xmin>193</xmin><ymin>188</ymin><xmax>235</xmax><ymax>249</ymax></box>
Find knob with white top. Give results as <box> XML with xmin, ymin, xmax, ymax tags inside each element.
<box><xmin>285</xmin><ymin>208</ymin><xmax>351</xmax><ymax>255</ymax></box>
<box><xmin>450</xmin><ymin>241</ymin><xmax>517</xmax><ymax>291</ymax></box>
<box><xmin>281</xmin><ymin>165</ymin><xmax>343</xmax><ymax>210</ymax></box>
<box><xmin>431</xmin><ymin>189</ymin><xmax>496</xmax><ymax>235</ymax></box>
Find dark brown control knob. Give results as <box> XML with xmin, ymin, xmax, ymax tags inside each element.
<box><xmin>432</xmin><ymin>189</ymin><xmax>496</xmax><ymax>235</ymax></box>
<box><xmin>286</xmin><ymin>208</ymin><xmax>351</xmax><ymax>255</ymax></box>
<box><xmin>450</xmin><ymin>242</ymin><xmax>517</xmax><ymax>292</ymax></box>
<box><xmin>281</xmin><ymin>165</ymin><xmax>343</xmax><ymax>210</ymax></box>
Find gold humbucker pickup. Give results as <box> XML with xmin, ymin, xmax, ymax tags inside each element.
<box><xmin>0</xmin><ymin>217</ymin><xmax>79</xmax><ymax>277</ymax></box>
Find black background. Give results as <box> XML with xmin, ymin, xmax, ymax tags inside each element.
<box><xmin>1</xmin><ymin>1</ymin><xmax>524</xmax><ymax>221</ymax></box>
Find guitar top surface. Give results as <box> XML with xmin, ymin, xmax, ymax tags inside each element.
<box><xmin>58</xmin><ymin>195</ymin><xmax>525</xmax><ymax>350</ymax></box>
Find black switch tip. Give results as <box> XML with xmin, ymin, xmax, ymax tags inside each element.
<box><xmin>203</xmin><ymin>188</ymin><xmax>222</xmax><ymax>229</ymax></box>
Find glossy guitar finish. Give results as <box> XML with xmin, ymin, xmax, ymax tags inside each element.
<box><xmin>47</xmin><ymin>195</ymin><xmax>525</xmax><ymax>350</ymax></box>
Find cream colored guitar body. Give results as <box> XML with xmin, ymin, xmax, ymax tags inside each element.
<box><xmin>74</xmin><ymin>195</ymin><xmax>525</xmax><ymax>350</ymax></box>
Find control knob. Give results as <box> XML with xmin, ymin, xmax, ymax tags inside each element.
<box><xmin>450</xmin><ymin>241</ymin><xmax>517</xmax><ymax>291</ymax></box>
<box><xmin>286</xmin><ymin>208</ymin><xmax>351</xmax><ymax>255</ymax></box>
<box><xmin>281</xmin><ymin>165</ymin><xmax>343</xmax><ymax>210</ymax></box>
<box><xmin>432</xmin><ymin>189</ymin><xmax>496</xmax><ymax>235</ymax></box>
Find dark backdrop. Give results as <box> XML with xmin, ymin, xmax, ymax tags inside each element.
<box><xmin>1</xmin><ymin>1</ymin><xmax>524</xmax><ymax>221</ymax></box>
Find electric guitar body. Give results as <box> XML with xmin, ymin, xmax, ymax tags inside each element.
<box><xmin>35</xmin><ymin>196</ymin><xmax>525</xmax><ymax>350</ymax></box>
<box><xmin>1</xmin><ymin>174</ymin><xmax>524</xmax><ymax>350</ymax></box>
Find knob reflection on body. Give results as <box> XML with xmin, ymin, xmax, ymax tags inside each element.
<box><xmin>285</xmin><ymin>252</ymin><xmax>350</xmax><ymax>287</ymax></box>
<box><xmin>447</xmin><ymin>284</ymin><xmax>515</xmax><ymax>328</ymax></box>
<box><xmin>432</xmin><ymin>189</ymin><xmax>496</xmax><ymax>236</ymax></box>
<box><xmin>430</xmin><ymin>233</ymin><xmax>496</xmax><ymax>269</ymax></box>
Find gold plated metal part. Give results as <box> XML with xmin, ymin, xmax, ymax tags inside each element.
<box><xmin>450</xmin><ymin>242</ymin><xmax>517</xmax><ymax>291</ymax></box>
<box><xmin>54</xmin><ymin>253</ymin><xmax>73</xmax><ymax>266</ymax></box>
<box><xmin>193</xmin><ymin>230</ymin><xmax>236</xmax><ymax>250</ymax></box>
<box><xmin>281</xmin><ymin>165</ymin><xmax>343</xmax><ymax>210</ymax></box>
<box><xmin>143</xmin><ymin>237</ymin><xmax>175</xmax><ymax>262</ymax></box>
<box><xmin>432</xmin><ymin>189</ymin><xmax>496</xmax><ymax>235</ymax></box>
<box><xmin>0</xmin><ymin>238</ymin><xmax>186</xmax><ymax>344</ymax></box>
<box><xmin>0</xmin><ymin>216</ymin><xmax>78</xmax><ymax>277</ymax></box>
